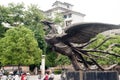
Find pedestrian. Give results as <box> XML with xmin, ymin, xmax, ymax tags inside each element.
<box><xmin>0</xmin><ymin>73</ymin><xmax>3</xmax><ymax>80</ymax></box>
<box><xmin>1</xmin><ymin>74</ymin><xmax>8</xmax><ymax>80</ymax></box>
<box><xmin>21</xmin><ymin>73</ymin><xmax>26</xmax><ymax>80</ymax></box>
<box><xmin>26</xmin><ymin>72</ymin><xmax>30</xmax><ymax>80</ymax></box>
<box><xmin>14</xmin><ymin>74</ymin><xmax>20</xmax><ymax>80</ymax></box>
<box><xmin>43</xmin><ymin>72</ymin><xmax>49</xmax><ymax>80</ymax></box>
<box><xmin>49</xmin><ymin>72</ymin><xmax>54</xmax><ymax>80</ymax></box>
<box><xmin>8</xmin><ymin>72</ymin><xmax>14</xmax><ymax>80</ymax></box>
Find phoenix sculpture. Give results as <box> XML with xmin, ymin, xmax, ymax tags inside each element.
<box><xmin>41</xmin><ymin>21</ymin><xmax>120</xmax><ymax>71</ymax></box>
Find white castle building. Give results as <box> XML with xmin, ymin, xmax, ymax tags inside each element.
<box><xmin>44</xmin><ymin>1</ymin><xmax>85</xmax><ymax>27</ymax></box>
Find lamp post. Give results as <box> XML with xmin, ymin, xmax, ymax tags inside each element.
<box><xmin>41</xmin><ymin>55</ymin><xmax>45</xmax><ymax>77</ymax></box>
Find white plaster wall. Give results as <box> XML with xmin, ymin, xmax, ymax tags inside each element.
<box><xmin>71</xmin><ymin>14</ymin><xmax>84</xmax><ymax>24</ymax></box>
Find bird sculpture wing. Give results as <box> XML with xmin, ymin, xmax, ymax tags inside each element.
<box><xmin>61</xmin><ymin>23</ymin><xmax>120</xmax><ymax>44</ymax></box>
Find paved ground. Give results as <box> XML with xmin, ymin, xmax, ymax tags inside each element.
<box><xmin>28</xmin><ymin>74</ymin><xmax>61</xmax><ymax>80</ymax></box>
<box><xmin>28</xmin><ymin>75</ymin><xmax>120</xmax><ymax>80</ymax></box>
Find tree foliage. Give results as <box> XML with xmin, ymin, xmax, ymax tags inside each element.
<box><xmin>0</xmin><ymin>3</ymin><xmax>24</xmax><ymax>27</ymax></box>
<box><xmin>55</xmin><ymin>54</ymin><xmax>71</xmax><ymax>66</ymax></box>
<box><xmin>0</xmin><ymin>5</ymin><xmax>10</xmax><ymax>23</ymax></box>
<box><xmin>0</xmin><ymin>5</ymin><xmax>9</xmax><ymax>38</ymax></box>
<box><xmin>86</xmin><ymin>34</ymin><xmax>120</xmax><ymax>65</ymax></box>
<box><xmin>45</xmin><ymin>47</ymin><xmax>71</xmax><ymax>68</ymax></box>
<box><xmin>0</xmin><ymin>3</ymin><xmax>69</xmax><ymax>67</ymax></box>
<box><xmin>53</xmin><ymin>13</ymin><xmax>64</xmax><ymax>26</ymax></box>
<box><xmin>0</xmin><ymin>26</ymin><xmax>42</xmax><ymax>66</ymax></box>
<box><xmin>0</xmin><ymin>25</ymin><xmax>8</xmax><ymax>38</ymax></box>
<box><xmin>0</xmin><ymin>3</ymin><xmax>47</xmax><ymax>54</ymax></box>
<box><xmin>45</xmin><ymin>47</ymin><xmax>58</xmax><ymax>67</ymax></box>
<box><xmin>23</xmin><ymin>5</ymin><xmax>47</xmax><ymax>54</ymax></box>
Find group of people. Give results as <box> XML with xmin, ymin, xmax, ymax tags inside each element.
<box><xmin>0</xmin><ymin>70</ymin><xmax>29</xmax><ymax>80</ymax></box>
<box><xmin>40</xmin><ymin>72</ymin><xmax>54</xmax><ymax>80</ymax></box>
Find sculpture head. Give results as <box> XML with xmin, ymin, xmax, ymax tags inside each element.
<box><xmin>45</xmin><ymin>35</ymin><xmax>60</xmax><ymax>46</ymax></box>
<box><xmin>41</xmin><ymin>20</ymin><xmax>62</xmax><ymax>46</ymax></box>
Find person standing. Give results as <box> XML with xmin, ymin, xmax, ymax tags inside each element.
<box><xmin>14</xmin><ymin>74</ymin><xmax>20</xmax><ymax>80</ymax></box>
<box><xmin>49</xmin><ymin>72</ymin><xmax>54</xmax><ymax>80</ymax></box>
<box><xmin>21</xmin><ymin>73</ymin><xmax>26</xmax><ymax>80</ymax></box>
<box><xmin>1</xmin><ymin>74</ymin><xmax>7</xmax><ymax>80</ymax></box>
<box><xmin>43</xmin><ymin>72</ymin><xmax>49</xmax><ymax>80</ymax></box>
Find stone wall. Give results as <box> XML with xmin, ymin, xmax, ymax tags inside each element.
<box><xmin>64</xmin><ymin>71</ymin><xmax>119</xmax><ymax>80</ymax></box>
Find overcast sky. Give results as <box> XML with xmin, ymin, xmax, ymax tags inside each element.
<box><xmin>0</xmin><ymin>0</ymin><xmax>120</xmax><ymax>24</ymax></box>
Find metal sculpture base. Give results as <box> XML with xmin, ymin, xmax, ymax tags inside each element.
<box><xmin>63</xmin><ymin>71</ymin><xmax>119</xmax><ymax>80</ymax></box>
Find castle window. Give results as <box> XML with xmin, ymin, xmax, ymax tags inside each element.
<box><xmin>65</xmin><ymin>20</ymin><xmax>72</xmax><ymax>26</ymax></box>
<box><xmin>64</xmin><ymin>15</ymin><xmax>67</xmax><ymax>18</ymax></box>
<box><xmin>68</xmin><ymin>14</ymin><xmax>72</xmax><ymax>18</ymax></box>
<box><xmin>67</xmin><ymin>5</ymin><xmax>70</xmax><ymax>9</ymax></box>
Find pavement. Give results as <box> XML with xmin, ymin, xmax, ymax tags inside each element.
<box><xmin>27</xmin><ymin>74</ymin><xmax>61</xmax><ymax>80</ymax></box>
<box><xmin>27</xmin><ymin>75</ymin><xmax>120</xmax><ymax>80</ymax></box>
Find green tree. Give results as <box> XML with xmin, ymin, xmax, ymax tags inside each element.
<box><xmin>0</xmin><ymin>3</ymin><xmax>47</xmax><ymax>54</ymax></box>
<box><xmin>0</xmin><ymin>5</ymin><xmax>9</xmax><ymax>38</ymax></box>
<box><xmin>0</xmin><ymin>3</ymin><xmax>68</xmax><ymax>68</ymax></box>
<box><xmin>53</xmin><ymin>13</ymin><xmax>64</xmax><ymax>26</ymax></box>
<box><xmin>86</xmin><ymin>34</ymin><xmax>120</xmax><ymax>65</ymax></box>
<box><xmin>45</xmin><ymin>47</ymin><xmax>58</xmax><ymax>67</ymax></box>
<box><xmin>23</xmin><ymin>4</ymin><xmax>47</xmax><ymax>54</ymax></box>
<box><xmin>55</xmin><ymin>54</ymin><xmax>71</xmax><ymax>69</ymax></box>
<box><xmin>0</xmin><ymin>5</ymin><xmax>10</xmax><ymax>23</ymax></box>
<box><xmin>0</xmin><ymin>26</ymin><xmax>42</xmax><ymax>66</ymax></box>
<box><xmin>45</xmin><ymin>47</ymin><xmax>71</xmax><ymax>68</ymax></box>
<box><xmin>0</xmin><ymin>25</ymin><xmax>8</xmax><ymax>38</ymax></box>
<box><xmin>0</xmin><ymin>3</ymin><xmax>24</xmax><ymax>27</ymax></box>
<box><xmin>7</xmin><ymin>3</ymin><xmax>24</xmax><ymax>26</ymax></box>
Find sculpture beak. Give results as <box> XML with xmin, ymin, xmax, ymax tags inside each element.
<box><xmin>40</xmin><ymin>20</ymin><xmax>54</xmax><ymax>25</ymax></box>
<box><xmin>45</xmin><ymin>36</ymin><xmax>51</xmax><ymax>40</ymax></box>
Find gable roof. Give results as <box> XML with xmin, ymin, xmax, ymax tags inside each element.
<box><xmin>52</xmin><ymin>1</ymin><xmax>73</xmax><ymax>7</ymax></box>
<box><xmin>45</xmin><ymin>7</ymin><xmax>85</xmax><ymax>17</ymax></box>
